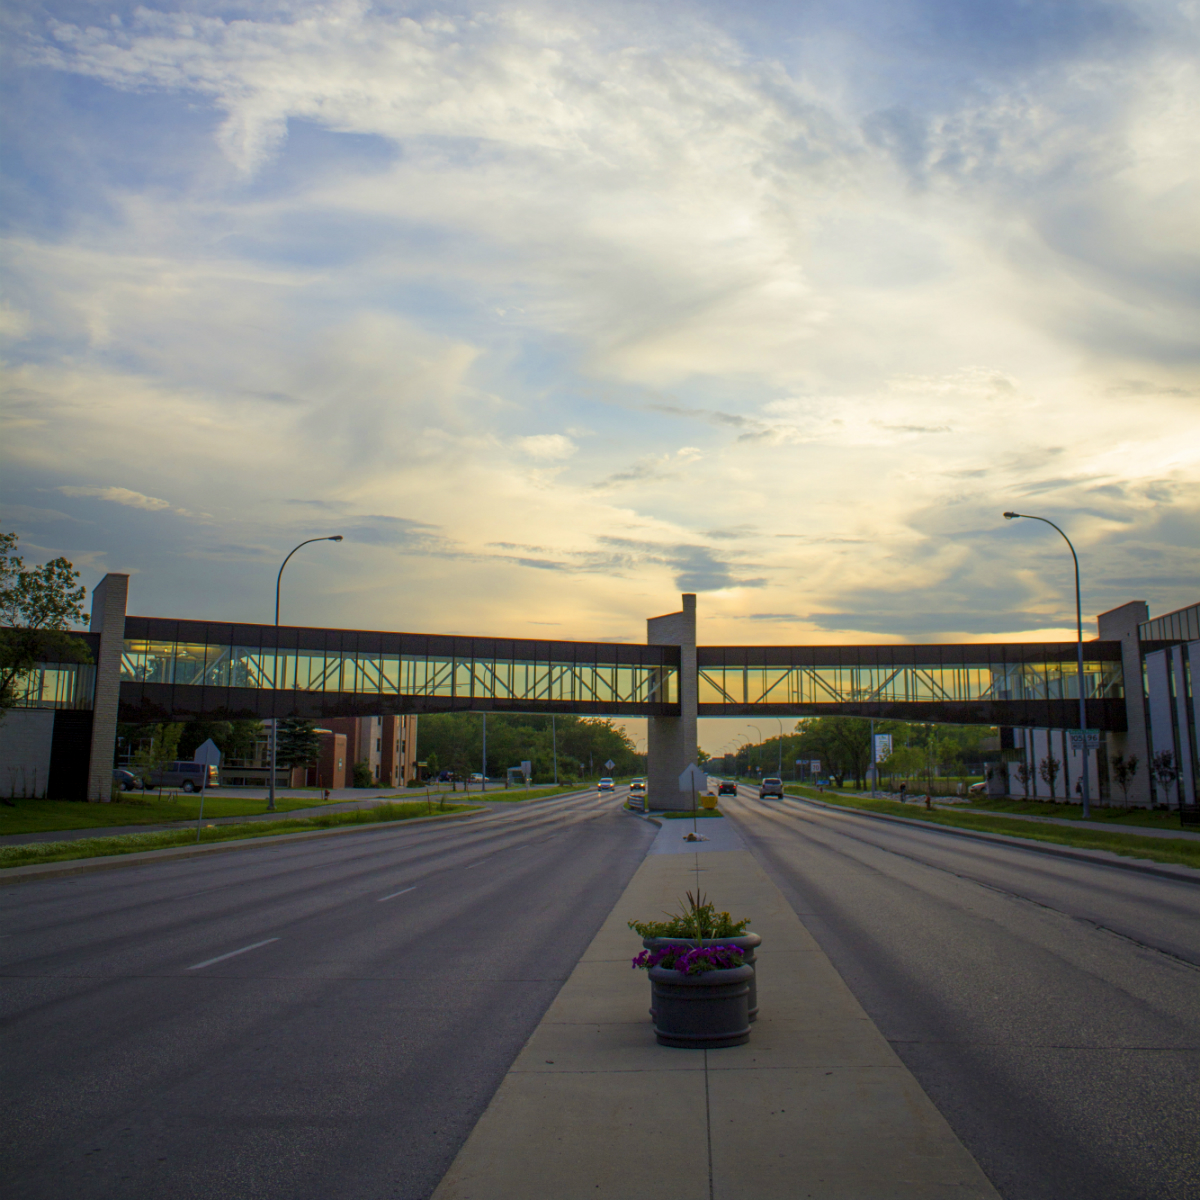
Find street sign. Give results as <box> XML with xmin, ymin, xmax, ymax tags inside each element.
<box><xmin>1068</xmin><ymin>730</ymin><xmax>1102</xmax><ymax>750</ymax></box>
<box><xmin>810</xmin><ymin>760</ymin><xmax>821</xmax><ymax>772</ymax></box>
<box><xmin>604</xmin><ymin>759</ymin><xmax>616</xmax><ymax>771</ymax></box>
<box><xmin>193</xmin><ymin>738</ymin><xmax>221</xmax><ymax>766</ymax></box>
<box><xmin>678</xmin><ymin>763</ymin><xmax>709</xmax><ymax>792</ymax></box>
<box><xmin>873</xmin><ymin>734</ymin><xmax>892</xmax><ymax>763</ymax></box>
<box><xmin>520</xmin><ymin>759</ymin><xmax>532</xmax><ymax>780</ymax></box>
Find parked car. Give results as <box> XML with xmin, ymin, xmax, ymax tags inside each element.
<box><xmin>598</xmin><ymin>777</ymin><xmax>615</xmax><ymax>791</ymax></box>
<box><xmin>717</xmin><ymin>779</ymin><xmax>738</xmax><ymax>797</ymax></box>
<box><xmin>968</xmin><ymin>781</ymin><xmax>987</xmax><ymax>795</ymax></box>
<box><xmin>759</xmin><ymin>777</ymin><xmax>784</xmax><ymax>799</ymax></box>
<box><xmin>143</xmin><ymin>761</ymin><xmax>219</xmax><ymax>793</ymax></box>
<box><xmin>112</xmin><ymin>768</ymin><xmax>140</xmax><ymax>792</ymax></box>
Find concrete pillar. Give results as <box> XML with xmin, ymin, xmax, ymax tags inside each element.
<box><xmin>646</xmin><ymin>594</ymin><xmax>697</xmax><ymax>812</ymax></box>
<box><xmin>1097</xmin><ymin>601</ymin><xmax>1151</xmax><ymax>807</ymax></box>
<box><xmin>86</xmin><ymin>573</ymin><xmax>129</xmax><ymax>802</ymax></box>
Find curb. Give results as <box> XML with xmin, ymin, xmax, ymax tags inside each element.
<box><xmin>784</xmin><ymin>794</ymin><xmax>1200</xmax><ymax>886</ymax></box>
<box><xmin>0</xmin><ymin>806</ymin><xmax>488</xmax><ymax>887</ymax></box>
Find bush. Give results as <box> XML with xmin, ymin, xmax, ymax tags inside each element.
<box><xmin>352</xmin><ymin>761</ymin><xmax>374</xmax><ymax>788</ymax></box>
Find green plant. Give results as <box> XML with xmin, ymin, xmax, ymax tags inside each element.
<box><xmin>0</xmin><ymin>531</ymin><xmax>91</xmax><ymax>723</ymax></box>
<box><xmin>352</xmin><ymin>760</ymin><xmax>374</xmax><ymax>788</ymax></box>
<box><xmin>628</xmin><ymin>891</ymin><xmax>749</xmax><ymax>943</ymax></box>
<box><xmin>1110</xmin><ymin>753</ymin><xmax>1139</xmax><ymax>804</ymax></box>
<box><xmin>1039</xmin><ymin>754</ymin><xmax>1060</xmax><ymax>800</ymax></box>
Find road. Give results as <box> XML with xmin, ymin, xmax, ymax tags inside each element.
<box><xmin>722</xmin><ymin>786</ymin><xmax>1200</xmax><ymax>1200</ymax></box>
<box><xmin>1</xmin><ymin>787</ymin><xmax>652</xmax><ymax>1200</ymax></box>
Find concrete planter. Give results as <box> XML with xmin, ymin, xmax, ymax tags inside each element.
<box><xmin>643</xmin><ymin>933</ymin><xmax>761</xmax><ymax>1021</ymax></box>
<box><xmin>647</xmin><ymin>964</ymin><xmax>753</xmax><ymax>1048</ymax></box>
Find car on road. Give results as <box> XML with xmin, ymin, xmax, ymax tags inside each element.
<box><xmin>142</xmin><ymin>761</ymin><xmax>219</xmax><ymax>793</ymax></box>
<box><xmin>112</xmin><ymin>768</ymin><xmax>140</xmax><ymax>792</ymax></box>
<box><xmin>598</xmin><ymin>777</ymin><xmax>615</xmax><ymax>791</ymax></box>
<box><xmin>716</xmin><ymin>779</ymin><xmax>738</xmax><ymax>797</ymax></box>
<box><xmin>759</xmin><ymin>776</ymin><xmax>784</xmax><ymax>799</ymax></box>
<box><xmin>629</xmin><ymin>778</ymin><xmax>646</xmax><ymax>795</ymax></box>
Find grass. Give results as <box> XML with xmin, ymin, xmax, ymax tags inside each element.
<box><xmin>457</xmin><ymin>784</ymin><xmax>594</xmax><ymax>803</ymax></box>
<box><xmin>0</xmin><ymin>792</ymin><xmax>358</xmax><ymax>835</ymax></box>
<box><xmin>781</xmin><ymin>785</ymin><xmax>1200</xmax><ymax>871</ymax></box>
<box><xmin>0</xmin><ymin>801</ymin><xmax>479</xmax><ymax>870</ymax></box>
<box><xmin>938</xmin><ymin>795</ymin><xmax>1194</xmax><ymax>832</ymax></box>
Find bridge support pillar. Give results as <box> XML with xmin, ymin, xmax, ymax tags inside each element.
<box><xmin>87</xmin><ymin>572</ymin><xmax>129</xmax><ymax>802</ymax></box>
<box><xmin>646</xmin><ymin>594</ymin><xmax>697</xmax><ymax>812</ymax></box>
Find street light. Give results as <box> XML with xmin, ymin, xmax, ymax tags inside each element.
<box><xmin>1002</xmin><ymin>512</ymin><xmax>1091</xmax><ymax>817</ymax></box>
<box><xmin>268</xmin><ymin>536</ymin><xmax>344</xmax><ymax>812</ymax></box>
<box><xmin>774</xmin><ymin>717</ymin><xmax>784</xmax><ymax>776</ymax></box>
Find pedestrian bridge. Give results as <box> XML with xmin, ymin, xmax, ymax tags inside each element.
<box><xmin>108</xmin><ymin>612</ymin><xmax>1127</xmax><ymax>732</ymax></box>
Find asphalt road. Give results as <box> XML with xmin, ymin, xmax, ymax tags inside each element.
<box><xmin>1</xmin><ymin>787</ymin><xmax>653</xmax><ymax>1200</ymax></box>
<box><xmin>722</xmin><ymin>787</ymin><xmax>1200</xmax><ymax>1200</ymax></box>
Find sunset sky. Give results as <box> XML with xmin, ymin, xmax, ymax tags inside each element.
<box><xmin>3</xmin><ymin>0</ymin><xmax>1197</xmax><ymax>684</ymax></box>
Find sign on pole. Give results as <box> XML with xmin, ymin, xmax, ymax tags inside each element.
<box><xmin>810</xmin><ymin>760</ymin><xmax>821</xmax><ymax>773</ymax></box>
<box><xmin>521</xmin><ymin>759</ymin><xmax>532</xmax><ymax>780</ymax></box>
<box><xmin>873</xmin><ymin>734</ymin><xmax>892</xmax><ymax>763</ymax></box>
<box><xmin>678</xmin><ymin>763</ymin><xmax>709</xmax><ymax>792</ymax></box>
<box><xmin>1068</xmin><ymin>730</ymin><xmax>1102</xmax><ymax>751</ymax></box>
<box><xmin>604</xmin><ymin>759</ymin><xmax>616</xmax><ymax>771</ymax></box>
<box><xmin>194</xmin><ymin>738</ymin><xmax>221</xmax><ymax>767</ymax></box>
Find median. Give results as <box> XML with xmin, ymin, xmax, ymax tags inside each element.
<box><xmin>0</xmin><ymin>800</ymin><xmax>478</xmax><ymax>871</ymax></box>
<box><xmin>783</xmin><ymin>786</ymin><xmax>1200</xmax><ymax>872</ymax></box>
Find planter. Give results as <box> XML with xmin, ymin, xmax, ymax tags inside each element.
<box><xmin>648</xmin><ymin>964</ymin><xmax>753</xmax><ymax>1048</ymax></box>
<box><xmin>644</xmin><ymin>933</ymin><xmax>761</xmax><ymax>1021</ymax></box>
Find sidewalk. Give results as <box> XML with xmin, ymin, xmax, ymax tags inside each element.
<box><xmin>431</xmin><ymin>818</ymin><xmax>999</xmax><ymax>1200</ymax></box>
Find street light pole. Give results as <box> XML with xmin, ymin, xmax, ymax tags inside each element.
<box><xmin>1003</xmin><ymin>512</ymin><xmax>1090</xmax><ymax>818</ymax></box>
<box><xmin>774</xmin><ymin>718</ymin><xmax>784</xmax><ymax>776</ymax></box>
<box><xmin>268</xmin><ymin>536</ymin><xmax>343</xmax><ymax>812</ymax></box>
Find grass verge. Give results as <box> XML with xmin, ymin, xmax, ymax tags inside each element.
<box><xmin>934</xmin><ymin>795</ymin><xmax>1194</xmax><ymax>832</ymax></box>
<box><xmin>458</xmin><ymin>784</ymin><xmax>591</xmax><ymax>803</ymax></box>
<box><xmin>0</xmin><ymin>801</ymin><xmax>478</xmax><ymax>870</ymax></box>
<box><xmin>0</xmin><ymin>793</ymin><xmax>358</xmax><ymax>835</ymax></box>
<box><xmin>783</xmin><ymin>786</ymin><xmax>1200</xmax><ymax>872</ymax></box>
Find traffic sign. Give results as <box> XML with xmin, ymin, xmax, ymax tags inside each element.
<box><xmin>1068</xmin><ymin>729</ymin><xmax>1102</xmax><ymax>750</ymax></box>
<box><xmin>678</xmin><ymin>763</ymin><xmax>709</xmax><ymax>792</ymax></box>
<box><xmin>193</xmin><ymin>738</ymin><xmax>221</xmax><ymax>766</ymax></box>
<box><xmin>604</xmin><ymin>759</ymin><xmax>616</xmax><ymax>771</ymax></box>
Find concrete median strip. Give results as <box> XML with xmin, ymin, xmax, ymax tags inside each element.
<box><xmin>431</xmin><ymin>844</ymin><xmax>1000</xmax><ymax>1200</ymax></box>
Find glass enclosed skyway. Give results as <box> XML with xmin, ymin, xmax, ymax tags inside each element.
<box><xmin>112</xmin><ymin>617</ymin><xmax>1131</xmax><ymax>730</ymax></box>
<box><xmin>697</xmin><ymin>642</ymin><xmax>1127</xmax><ymax>729</ymax></box>
<box><xmin>118</xmin><ymin>617</ymin><xmax>681</xmax><ymax>720</ymax></box>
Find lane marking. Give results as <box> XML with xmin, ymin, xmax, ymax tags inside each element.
<box><xmin>377</xmin><ymin>886</ymin><xmax>416</xmax><ymax>902</ymax></box>
<box><xmin>186</xmin><ymin>937</ymin><xmax>279</xmax><ymax>971</ymax></box>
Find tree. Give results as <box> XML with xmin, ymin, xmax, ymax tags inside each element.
<box><xmin>276</xmin><ymin>718</ymin><xmax>320</xmax><ymax>770</ymax></box>
<box><xmin>131</xmin><ymin>723</ymin><xmax>184</xmax><ymax>784</ymax></box>
<box><xmin>1015</xmin><ymin>760</ymin><xmax>1033</xmax><ymax>798</ymax></box>
<box><xmin>1151</xmin><ymin>751</ymin><xmax>1178</xmax><ymax>810</ymax></box>
<box><xmin>1109</xmin><ymin>753</ymin><xmax>1139</xmax><ymax>806</ymax></box>
<box><xmin>794</xmin><ymin>717</ymin><xmax>872</xmax><ymax>788</ymax></box>
<box><xmin>0</xmin><ymin>532</ymin><xmax>91</xmax><ymax>718</ymax></box>
<box><xmin>1039</xmin><ymin>754</ymin><xmax>1060</xmax><ymax>800</ymax></box>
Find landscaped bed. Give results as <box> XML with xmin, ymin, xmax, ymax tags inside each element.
<box><xmin>782</xmin><ymin>786</ymin><xmax>1200</xmax><ymax>871</ymax></box>
<box><xmin>0</xmin><ymin>801</ymin><xmax>479</xmax><ymax>869</ymax></box>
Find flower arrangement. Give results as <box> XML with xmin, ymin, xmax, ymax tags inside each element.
<box><xmin>632</xmin><ymin>943</ymin><xmax>746</xmax><ymax>975</ymax></box>
<box><xmin>627</xmin><ymin>890</ymin><xmax>749</xmax><ymax>941</ymax></box>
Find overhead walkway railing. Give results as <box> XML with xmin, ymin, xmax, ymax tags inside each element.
<box><xmin>117</xmin><ymin>617</ymin><xmax>680</xmax><ymax>718</ymax></box>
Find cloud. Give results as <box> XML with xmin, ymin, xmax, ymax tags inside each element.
<box><xmin>58</xmin><ymin>486</ymin><xmax>172</xmax><ymax>511</ymax></box>
<box><xmin>0</xmin><ymin>504</ymin><xmax>83</xmax><ymax>525</ymax></box>
<box><xmin>518</xmin><ymin>434</ymin><xmax>577</xmax><ymax>461</ymax></box>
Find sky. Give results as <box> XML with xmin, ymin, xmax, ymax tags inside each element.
<box><xmin>2</xmin><ymin>0</ymin><xmax>1198</xmax><ymax>729</ymax></box>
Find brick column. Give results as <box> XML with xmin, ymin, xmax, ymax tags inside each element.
<box><xmin>86</xmin><ymin>573</ymin><xmax>129</xmax><ymax>802</ymax></box>
<box><xmin>646</xmin><ymin>594</ymin><xmax>697</xmax><ymax>812</ymax></box>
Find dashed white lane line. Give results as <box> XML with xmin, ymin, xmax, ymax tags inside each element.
<box><xmin>187</xmin><ymin>937</ymin><xmax>280</xmax><ymax>971</ymax></box>
<box><xmin>377</xmin><ymin>886</ymin><xmax>417</xmax><ymax>902</ymax></box>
